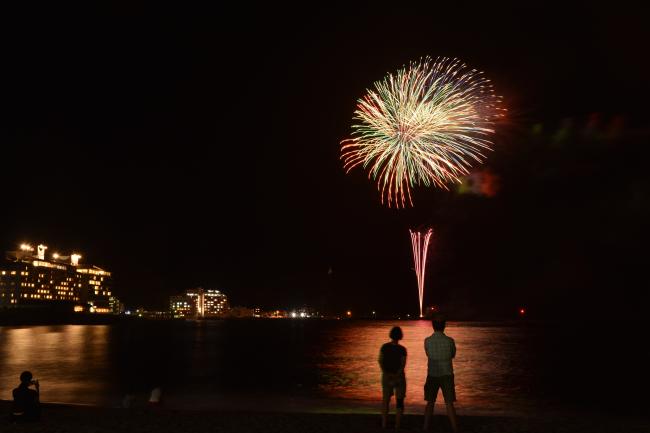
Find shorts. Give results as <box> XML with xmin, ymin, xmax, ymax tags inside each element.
<box><xmin>382</xmin><ymin>372</ymin><xmax>406</xmax><ymax>399</ymax></box>
<box><xmin>424</xmin><ymin>374</ymin><xmax>456</xmax><ymax>403</ymax></box>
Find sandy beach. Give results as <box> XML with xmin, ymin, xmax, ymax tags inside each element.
<box><xmin>1</xmin><ymin>400</ymin><xmax>649</xmax><ymax>433</ymax></box>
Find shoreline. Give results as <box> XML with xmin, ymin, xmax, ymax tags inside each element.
<box><xmin>3</xmin><ymin>313</ymin><xmax>649</xmax><ymax>327</ymax></box>
<box><xmin>2</xmin><ymin>400</ymin><xmax>649</xmax><ymax>433</ymax></box>
<box><xmin>1</xmin><ymin>394</ymin><xmax>524</xmax><ymax>418</ymax></box>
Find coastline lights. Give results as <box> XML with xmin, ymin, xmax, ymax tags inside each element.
<box><xmin>410</xmin><ymin>228</ymin><xmax>433</xmax><ymax>318</ymax></box>
<box><xmin>289</xmin><ymin>310</ymin><xmax>312</xmax><ymax>319</ymax></box>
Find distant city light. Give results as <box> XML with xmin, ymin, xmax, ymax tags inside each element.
<box><xmin>3</xmin><ymin>241</ymin><xmax>117</xmax><ymax>314</ymax></box>
<box><xmin>291</xmin><ymin>312</ymin><xmax>297</xmax><ymax>318</ymax></box>
<box><xmin>519</xmin><ymin>308</ymin><xmax>526</xmax><ymax>315</ymax></box>
<box><xmin>71</xmin><ymin>254</ymin><xmax>82</xmax><ymax>266</ymax></box>
<box><xmin>346</xmin><ymin>310</ymin><xmax>352</xmax><ymax>317</ymax></box>
<box><xmin>169</xmin><ymin>288</ymin><xmax>228</xmax><ymax>319</ymax></box>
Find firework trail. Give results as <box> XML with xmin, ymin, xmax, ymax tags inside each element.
<box><xmin>342</xmin><ymin>57</ymin><xmax>504</xmax><ymax>207</ymax></box>
<box><xmin>410</xmin><ymin>228</ymin><xmax>433</xmax><ymax>318</ymax></box>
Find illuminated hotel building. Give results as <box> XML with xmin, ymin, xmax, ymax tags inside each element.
<box><xmin>109</xmin><ymin>296</ymin><xmax>125</xmax><ymax>315</ymax></box>
<box><xmin>170</xmin><ymin>295</ymin><xmax>192</xmax><ymax>318</ymax></box>
<box><xmin>170</xmin><ymin>288</ymin><xmax>228</xmax><ymax>318</ymax></box>
<box><xmin>0</xmin><ymin>243</ymin><xmax>114</xmax><ymax>313</ymax></box>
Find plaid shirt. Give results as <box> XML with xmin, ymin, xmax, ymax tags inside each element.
<box><xmin>424</xmin><ymin>331</ymin><xmax>456</xmax><ymax>377</ymax></box>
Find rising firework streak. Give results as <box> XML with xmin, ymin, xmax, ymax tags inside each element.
<box><xmin>342</xmin><ymin>57</ymin><xmax>504</xmax><ymax>207</ymax></box>
<box><xmin>410</xmin><ymin>228</ymin><xmax>433</xmax><ymax>318</ymax></box>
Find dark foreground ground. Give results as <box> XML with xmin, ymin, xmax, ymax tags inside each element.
<box><xmin>1</xmin><ymin>401</ymin><xmax>649</xmax><ymax>433</ymax></box>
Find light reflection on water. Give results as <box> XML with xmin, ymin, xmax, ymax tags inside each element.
<box><xmin>0</xmin><ymin>322</ymin><xmax>532</xmax><ymax>414</ymax></box>
<box><xmin>0</xmin><ymin>325</ymin><xmax>113</xmax><ymax>405</ymax></box>
<box><xmin>317</xmin><ymin>321</ymin><xmax>529</xmax><ymax>414</ymax></box>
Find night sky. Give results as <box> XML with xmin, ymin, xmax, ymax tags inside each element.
<box><xmin>3</xmin><ymin>3</ymin><xmax>649</xmax><ymax>317</ymax></box>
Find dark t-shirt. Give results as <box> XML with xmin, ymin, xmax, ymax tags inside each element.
<box><xmin>380</xmin><ymin>343</ymin><xmax>407</xmax><ymax>374</ymax></box>
<box><xmin>12</xmin><ymin>385</ymin><xmax>39</xmax><ymax>416</ymax></box>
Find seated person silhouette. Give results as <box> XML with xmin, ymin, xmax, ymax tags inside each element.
<box><xmin>11</xmin><ymin>371</ymin><xmax>40</xmax><ymax>422</ymax></box>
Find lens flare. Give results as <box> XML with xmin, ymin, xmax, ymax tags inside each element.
<box><xmin>342</xmin><ymin>57</ymin><xmax>504</xmax><ymax>207</ymax></box>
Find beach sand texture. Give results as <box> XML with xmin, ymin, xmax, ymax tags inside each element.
<box><xmin>1</xmin><ymin>401</ymin><xmax>649</xmax><ymax>433</ymax></box>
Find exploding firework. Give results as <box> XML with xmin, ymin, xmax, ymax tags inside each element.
<box><xmin>410</xmin><ymin>228</ymin><xmax>433</xmax><ymax>318</ymax></box>
<box><xmin>341</xmin><ymin>57</ymin><xmax>504</xmax><ymax>207</ymax></box>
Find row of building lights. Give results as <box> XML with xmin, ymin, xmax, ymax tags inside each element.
<box><xmin>20</xmin><ymin>243</ymin><xmax>81</xmax><ymax>265</ymax></box>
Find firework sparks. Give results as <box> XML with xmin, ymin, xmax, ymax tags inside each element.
<box><xmin>410</xmin><ymin>228</ymin><xmax>433</xmax><ymax>318</ymax></box>
<box><xmin>341</xmin><ymin>57</ymin><xmax>504</xmax><ymax>207</ymax></box>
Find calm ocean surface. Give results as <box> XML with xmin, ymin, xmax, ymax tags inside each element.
<box><xmin>0</xmin><ymin>320</ymin><xmax>647</xmax><ymax>415</ymax></box>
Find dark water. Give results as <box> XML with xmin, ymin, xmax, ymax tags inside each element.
<box><xmin>0</xmin><ymin>320</ymin><xmax>648</xmax><ymax>414</ymax></box>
